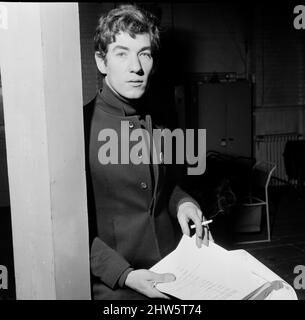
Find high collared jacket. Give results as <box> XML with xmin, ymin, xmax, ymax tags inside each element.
<box><xmin>83</xmin><ymin>84</ymin><xmax>198</xmax><ymax>300</ymax></box>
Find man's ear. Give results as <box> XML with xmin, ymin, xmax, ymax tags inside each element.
<box><xmin>95</xmin><ymin>52</ymin><xmax>107</xmax><ymax>74</ymax></box>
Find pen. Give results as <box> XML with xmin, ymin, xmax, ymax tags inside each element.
<box><xmin>190</xmin><ymin>219</ymin><xmax>213</xmax><ymax>229</ymax></box>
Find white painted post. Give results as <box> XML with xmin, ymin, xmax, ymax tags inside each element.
<box><xmin>0</xmin><ymin>2</ymin><xmax>91</xmax><ymax>299</ymax></box>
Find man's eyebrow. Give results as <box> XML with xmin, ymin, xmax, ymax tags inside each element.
<box><xmin>112</xmin><ymin>45</ymin><xmax>129</xmax><ymax>51</ymax></box>
<box><xmin>111</xmin><ymin>45</ymin><xmax>152</xmax><ymax>52</ymax></box>
<box><xmin>138</xmin><ymin>46</ymin><xmax>152</xmax><ymax>52</ymax></box>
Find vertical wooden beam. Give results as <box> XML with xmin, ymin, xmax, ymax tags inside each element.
<box><xmin>0</xmin><ymin>2</ymin><xmax>91</xmax><ymax>299</ymax></box>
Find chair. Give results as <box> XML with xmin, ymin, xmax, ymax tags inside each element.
<box><xmin>231</xmin><ymin>161</ymin><xmax>276</xmax><ymax>244</ymax></box>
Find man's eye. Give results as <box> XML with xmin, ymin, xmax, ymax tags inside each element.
<box><xmin>140</xmin><ymin>52</ymin><xmax>152</xmax><ymax>58</ymax></box>
<box><xmin>116</xmin><ymin>52</ymin><xmax>127</xmax><ymax>57</ymax></box>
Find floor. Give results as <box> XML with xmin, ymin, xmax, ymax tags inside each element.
<box><xmin>0</xmin><ymin>185</ymin><xmax>305</xmax><ymax>300</ymax></box>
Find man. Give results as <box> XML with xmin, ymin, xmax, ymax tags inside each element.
<box><xmin>83</xmin><ymin>4</ymin><xmax>212</xmax><ymax>300</ymax></box>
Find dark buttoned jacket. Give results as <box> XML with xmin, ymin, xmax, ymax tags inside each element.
<box><xmin>83</xmin><ymin>85</ymin><xmax>197</xmax><ymax>300</ymax></box>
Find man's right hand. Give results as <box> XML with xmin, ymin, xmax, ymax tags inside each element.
<box><xmin>124</xmin><ymin>269</ymin><xmax>176</xmax><ymax>299</ymax></box>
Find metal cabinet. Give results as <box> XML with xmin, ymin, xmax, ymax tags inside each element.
<box><xmin>196</xmin><ymin>81</ymin><xmax>252</xmax><ymax>157</ymax></box>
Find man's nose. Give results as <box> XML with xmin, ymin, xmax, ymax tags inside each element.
<box><xmin>128</xmin><ymin>54</ymin><xmax>143</xmax><ymax>74</ymax></box>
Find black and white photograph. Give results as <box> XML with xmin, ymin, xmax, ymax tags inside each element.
<box><xmin>0</xmin><ymin>1</ymin><xmax>305</xmax><ymax>307</ymax></box>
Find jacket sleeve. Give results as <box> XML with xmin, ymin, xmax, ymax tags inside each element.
<box><xmin>167</xmin><ymin>162</ymin><xmax>201</xmax><ymax>218</ymax></box>
<box><xmin>83</xmin><ymin>102</ymin><xmax>132</xmax><ymax>289</ymax></box>
<box><xmin>90</xmin><ymin>237</ymin><xmax>133</xmax><ymax>289</ymax></box>
<box><xmin>168</xmin><ymin>184</ymin><xmax>201</xmax><ymax>218</ymax></box>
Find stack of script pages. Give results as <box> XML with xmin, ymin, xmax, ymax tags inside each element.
<box><xmin>150</xmin><ymin>235</ymin><xmax>297</xmax><ymax>300</ymax></box>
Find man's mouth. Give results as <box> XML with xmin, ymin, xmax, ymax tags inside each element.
<box><xmin>128</xmin><ymin>80</ymin><xmax>144</xmax><ymax>87</ymax></box>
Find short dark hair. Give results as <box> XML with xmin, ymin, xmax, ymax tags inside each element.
<box><xmin>94</xmin><ymin>4</ymin><xmax>160</xmax><ymax>60</ymax></box>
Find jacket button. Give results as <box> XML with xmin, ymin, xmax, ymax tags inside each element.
<box><xmin>129</xmin><ymin>122</ymin><xmax>134</xmax><ymax>129</ymax></box>
<box><xmin>140</xmin><ymin>182</ymin><xmax>148</xmax><ymax>190</ymax></box>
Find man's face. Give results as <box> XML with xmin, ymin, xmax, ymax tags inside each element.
<box><xmin>97</xmin><ymin>32</ymin><xmax>154</xmax><ymax>100</ymax></box>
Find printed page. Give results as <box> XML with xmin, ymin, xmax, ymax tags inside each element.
<box><xmin>229</xmin><ymin>249</ymin><xmax>282</xmax><ymax>282</ymax></box>
<box><xmin>229</xmin><ymin>249</ymin><xmax>298</xmax><ymax>300</ymax></box>
<box><xmin>150</xmin><ymin>235</ymin><xmax>266</xmax><ymax>300</ymax></box>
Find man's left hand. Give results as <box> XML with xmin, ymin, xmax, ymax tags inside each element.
<box><xmin>177</xmin><ymin>202</ymin><xmax>214</xmax><ymax>248</ymax></box>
